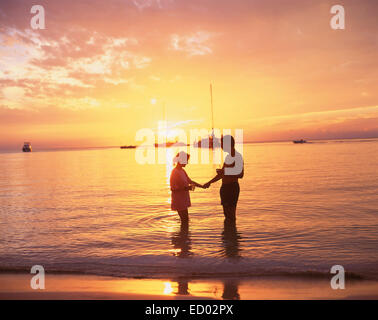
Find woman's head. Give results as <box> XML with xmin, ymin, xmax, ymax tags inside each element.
<box><xmin>173</xmin><ymin>151</ymin><xmax>190</xmax><ymax>167</ymax></box>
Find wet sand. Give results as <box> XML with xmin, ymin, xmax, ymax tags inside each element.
<box><xmin>0</xmin><ymin>273</ymin><xmax>377</xmax><ymax>300</ymax></box>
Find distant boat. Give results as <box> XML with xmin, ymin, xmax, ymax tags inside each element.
<box><xmin>193</xmin><ymin>134</ymin><xmax>221</xmax><ymax>149</ymax></box>
<box><xmin>293</xmin><ymin>139</ymin><xmax>307</xmax><ymax>144</ymax></box>
<box><xmin>155</xmin><ymin>141</ymin><xmax>188</xmax><ymax>148</ymax></box>
<box><xmin>120</xmin><ymin>145</ymin><xmax>137</xmax><ymax>149</ymax></box>
<box><xmin>155</xmin><ymin>140</ymin><xmax>176</xmax><ymax>148</ymax></box>
<box><xmin>22</xmin><ymin>142</ymin><xmax>32</xmax><ymax>152</ymax></box>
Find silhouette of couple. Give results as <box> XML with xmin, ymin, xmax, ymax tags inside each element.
<box><xmin>170</xmin><ymin>135</ymin><xmax>244</xmax><ymax>225</ymax></box>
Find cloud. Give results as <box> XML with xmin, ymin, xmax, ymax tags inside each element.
<box><xmin>133</xmin><ymin>0</ymin><xmax>174</xmax><ymax>10</ymax></box>
<box><xmin>64</xmin><ymin>97</ymin><xmax>101</xmax><ymax>110</ymax></box>
<box><xmin>0</xmin><ymin>27</ymin><xmax>151</xmax><ymax>110</ymax></box>
<box><xmin>149</xmin><ymin>75</ymin><xmax>161</xmax><ymax>81</ymax></box>
<box><xmin>2</xmin><ymin>86</ymin><xmax>25</xmax><ymax>101</ymax></box>
<box><xmin>170</xmin><ymin>31</ymin><xmax>215</xmax><ymax>56</ymax></box>
<box><xmin>104</xmin><ymin>78</ymin><xmax>129</xmax><ymax>85</ymax></box>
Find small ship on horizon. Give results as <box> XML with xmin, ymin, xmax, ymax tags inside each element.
<box><xmin>22</xmin><ymin>142</ymin><xmax>32</xmax><ymax>152</ymax></box>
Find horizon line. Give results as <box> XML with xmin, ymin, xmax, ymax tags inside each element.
<box><xmin>1</xmin><ymin>135</ymin><xmax>378</xmax><ymax>153</ymax></box>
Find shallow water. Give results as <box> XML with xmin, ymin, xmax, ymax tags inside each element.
<box><xmin>0</xmin><ymin>140</ymin><xmax>377</xmax><ymax>279</ymax></box>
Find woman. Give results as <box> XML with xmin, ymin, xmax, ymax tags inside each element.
<box><xmin>170</xmin><ymin>151</ymin><xmax>204</xmax><ymax>225</ymax></box>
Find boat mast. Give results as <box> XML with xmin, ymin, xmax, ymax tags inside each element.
<box><xmin>163</xmin><ymin>101</ymin><xmax>166</xmax><ymax>124</ymax></box>
<box><xmin>163</xmin><ymin>101</ymin><xmax>168</xmax><ymax>142</ymax></box>
<box><xmin>210</xmin><ymin>83</ymin><xmax>214</xmax><ymax>137</ymax></box>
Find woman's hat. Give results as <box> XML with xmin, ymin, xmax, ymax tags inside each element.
<box><xmin>173</xmin><ymin>151</ymin><xmax>190</xmax><ymax>164</ymax></box>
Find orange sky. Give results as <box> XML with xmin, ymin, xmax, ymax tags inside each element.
<box><xmin>0</xmin><ymin>0</ymin><xmax>377</xmax><ymax>150</ymax></box>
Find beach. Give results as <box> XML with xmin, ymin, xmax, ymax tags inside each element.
<box><xmin>1</xmin><ymin>273</ymin><xmax>378</xmax><ymax>300</ymax></box>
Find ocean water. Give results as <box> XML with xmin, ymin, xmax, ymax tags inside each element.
<box><xmin>0</xmin><ymin>140</ymin><xmax>377</xmax><ymax>279</ymax></box>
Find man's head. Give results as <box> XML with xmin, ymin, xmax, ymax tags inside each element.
<box><xmin>221</xmin><ymin>135</ymin><xmax>235</xmax><ymax>152</ymax></box>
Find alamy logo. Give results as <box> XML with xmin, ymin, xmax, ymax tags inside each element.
<box><xmin>330</xmin><ymin>265</ymin><xmax>345</xmax><ymax>289</ymax></box>
<box><xmin>330</xmin><ymin>5</ymin><xmax>345</xmax><ymax>30</ymax></box>
<box><xmin>134</xmin><ymin>125</ymin><xmax>243</xmax><ymax>175</ymax></box>
<box><xmin>30</xmin><ymin>265</ymin><xmax>45</xmax><ymax>290</ymax></box>
<box><xmin>30</xmin><ymin>5</ymin><xmax>45</xmax><ymax>30</ymax></box>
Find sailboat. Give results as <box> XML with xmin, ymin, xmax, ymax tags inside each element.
<box><xmin>194</xmin><ymin>84</ymin><xmax>220</xmax><ymax>149</ymax></box>
<box><xmin>155</xmin><ymin>140</ymin><xmax>183</xmax><ymax>148</ymax></box>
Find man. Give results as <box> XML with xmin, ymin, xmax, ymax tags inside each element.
<box><xmin>204</xmin><ymin>135</ymin><xmax>244</xmax><ymax>222</ymax></box>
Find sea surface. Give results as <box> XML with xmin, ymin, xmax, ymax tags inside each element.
<box><xmin>1</xmin><ymin>139</ymin><xmax>377</xmax><ymax>279</ymax></box>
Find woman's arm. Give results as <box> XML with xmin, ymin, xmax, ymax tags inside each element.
<box><xmin>188</xmin><ymin>179</ymin><xmax>204</xmax><ymax>188</ymax></box>
<box><xmin>186</xmin><ymin>171</ymin><xmax>204</xmax><ymax>188</ymax></box>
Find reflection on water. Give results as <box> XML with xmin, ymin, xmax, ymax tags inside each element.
<box><xmin>221</xmin><ymin>220</ymin><xmax>242</xmax><ymax>259</ymax></box>
<box><xmin>165</xmin><ymin>148</ymin><xmax>175</xmax><ymax>186</ymax></box>
<box><xmin>170</xmin><ymin>222</ymin><xmax>192</xmax><ymax>258</ymax></box>
<box><xmin>176</xmin><ymin>279</ymin><xmax>190</xmax><ymax>295</ymax></box>
<box><xmin>163</xmin><ymin>282</ymin><xmax>173</xmax><ymax>295</ymax></box>
<box><xmin>222</xmin><ymin>279</ymin><xmax>240</xmax><ymax>300</ymax></box>
<box><xmin>167</xmin><ymin>278</ymin><xmax>240</xmax><ymax>299</ymax></box>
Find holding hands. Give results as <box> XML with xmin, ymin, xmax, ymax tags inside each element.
<box><xmin>192</xmin><ymin>182</ymin><xmax>210</xmax><ymax>189</ymax></box>
<box><xmin>201</xmin><ymin>167</ymin><xmax>222</xmax><ymax>189</ymax></box>
<box><xmin>187</xmin><ymin>183</ymin><xmax>206</xmax><ymax>190</ymax></box>
<box><xmin>203</xmin><ymin>182</ymin><xmax>211</xmax><ymax>189</ymax></box>
<box><xmin>191</xmin><ymin>167</ymin><xmax>222</xmax><ymax>189</ymax></box>
<box><xmin>195</xmin><ymin>182</ymin><xmax>211</xmax><ymax>189</ymax></box>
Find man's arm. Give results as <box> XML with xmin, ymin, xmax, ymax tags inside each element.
<box><xmin>203</xmin><ymin>167</ymin><xmax>224</xmax><ymax>188</ymax></box>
